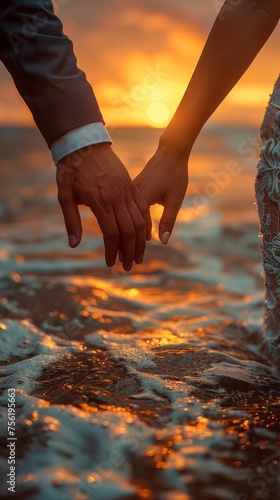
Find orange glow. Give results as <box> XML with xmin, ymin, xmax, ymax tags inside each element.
<box><xmin>47</xmin><ymin>468</ymin><xmax>78</xmax><ymax>484</ymax></box>
<box><xmin>127</xmin><ymin>288</ymin><xmax>139</xmax><ymax>298</ymax></box>
<box><xmin>147</xmin><ymin>102</ymin><xmax>170</xmax><ymax>126</ymax></box>
<box><xmin>88</xmin><ymin>475</ymin><xmax>99</xmax><ymax>484</ymax></box>
<box><xmin>24</xmin><ymin>475</ymin><xmax>37</xmax><ymax>483</ymax></box>
<box><xmin>42</xmin><ymin>336</ymin><xmax>58</xmax><ymax>349</ymax></box>
<box><xmin>0</xmin><ymin>7</ymin><xmax>278</xmax><ymax>128</ymax></box>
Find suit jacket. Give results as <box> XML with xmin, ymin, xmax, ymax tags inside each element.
<box><xmin>0</xmin><ymin>0</ymin><xmax>103</xmax><ymax>147</ymax></box>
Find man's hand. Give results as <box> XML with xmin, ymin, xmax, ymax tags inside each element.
<box><xmin>56</xmin><ymin>143</ymin><xmax>152</xmax><ymax>271</ymax></box>
<box><xmin>134</xmin><ymin>145</ymin><xmax>189</xmax><ymax>244</ymax></box>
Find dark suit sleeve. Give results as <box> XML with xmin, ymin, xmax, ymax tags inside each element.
<box><xmin>0</xmin><ymin>0</ymin><xmax>104</xmax><ymax>147</ymax></box>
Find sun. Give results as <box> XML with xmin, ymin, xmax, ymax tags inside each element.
<box><xmin>147</xmin><ymin>102</ymin><xmax>170</xmax><ymax>126</ymax></box>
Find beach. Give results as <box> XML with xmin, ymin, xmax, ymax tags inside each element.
<box><xmin>0</xmin><ymin>125</ymin><xmax>279</xmax><ymax>500</ymax></box>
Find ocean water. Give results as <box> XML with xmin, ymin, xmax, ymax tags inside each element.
<box><xmin>0</xmin><ymin>126</ymin><xmax>279</xmax><ymax>500</ymax></box>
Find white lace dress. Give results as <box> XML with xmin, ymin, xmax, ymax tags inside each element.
<box><xmin>255</xmin><ymin>75</ymin><xmax>280</xmax><ymax>369</ymax></box>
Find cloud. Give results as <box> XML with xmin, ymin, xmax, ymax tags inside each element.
<box><xmin>0</xmin><ymin>1</ymin><xmax>279</xmax><ymax>128</ymax></box>
<box><xmin>52</xmin><ymin>6</ymin><xmax>207</xmax><ymax>126</ymax></box>
<box><xmin>57</xmin><ymin>0</ymin><xmax>215</xmax><ymax>31</ymax></box>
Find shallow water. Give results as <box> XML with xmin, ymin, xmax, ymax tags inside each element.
<box><xmin>0</xmin><ymin>126</ymin><xmax>279</xmax><ymax>500</ymax></box>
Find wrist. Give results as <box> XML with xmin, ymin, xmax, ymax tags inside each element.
<box><xmin>58</xmin><ymin>142</ymin><xmax>113</xmax><ymax>168</ymax></box>
<box><xmin>158</xmin><ymin>129</ymin><xmax>193</xmax><ymax>159</ymax></box>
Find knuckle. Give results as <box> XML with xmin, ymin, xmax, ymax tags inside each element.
<box><xmin>162</xmin><ymin>217</ymin><xmax>175</xmax><ymax>226</ymax></box>
<box><xmin>138</xmin><ymin>201</ymin><xmax>149</xmax><ymax>215</ymax></box>
<box><xmin>124</xmin><ymin>227</ymin><xmax>136</xmax><ymax>241</ymax></box>
<box><xmin>135</xmin><ymin>219</ymin><xmax>146</xmax><ymax>233</ymax></box>
<box><xmin>99</xmin><ymin>189</ymin><xmax>113</xmax><ymax>207</ymax></box>
<box><xmin>57</xmin><ymin>191</ymin><xmax>72</xmax><ymax>206</ymax></box>
<box><xmin>65</xmin><ymin>222</ymin><xmax>77</xmax><ymax>232</ymax></box>
<box><xmin>104</xmin><ymin>229</ymin><xmax>119</xmax><ymax>241</ymax></box>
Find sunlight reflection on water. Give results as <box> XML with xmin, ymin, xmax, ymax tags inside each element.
<box><xmin>0</xmin><ymin>127</ymin><xmax>279</xmax><ymax>500</ymax></box>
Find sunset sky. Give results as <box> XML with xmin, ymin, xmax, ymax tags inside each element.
<box><xmin>0</xmin><ymin>0</ymin><xmax>279</xmax><ymax>128</ymax></box>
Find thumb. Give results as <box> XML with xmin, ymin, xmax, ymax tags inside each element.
<box><xmin>159</xmin><ymin>201</ymin><xmax>181</xmax><ymax>245</ymax></box>
<box><xmin>58</xmin><ymin>191</ymin><xmax>82</xmax><ymax>247</ymax></box>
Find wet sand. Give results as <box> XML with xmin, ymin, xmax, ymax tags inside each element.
<box><xmin>0</xmin><ymin>126</ymin><xmax>279</xmax><ymax>500</ymax></box>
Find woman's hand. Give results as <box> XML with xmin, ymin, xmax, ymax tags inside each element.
<box><xmin>134</xmin><ymin>145</ymin><xmax>189</xmax><ymax>244</ymax></box>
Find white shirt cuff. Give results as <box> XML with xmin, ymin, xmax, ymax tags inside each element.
<box><xmin>51</xmin><ymin>122</ymin><xmax>112</xmax><ymax>165</ymax></box>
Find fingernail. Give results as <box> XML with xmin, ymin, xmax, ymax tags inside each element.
<box><xmin>69</xmin><ymin>234</ymin><xmax>77</xmax><ymax>247</ymax></box>
<box><xmin>123</xmin><ymin>264</ymin><xmax>132</xmax><ymax>272</ymax></box>
<box><xmin>161</xmin><ymin>231</ymin><xmax>170</xmax><ymax>245</ymax></box>
<box><xmin>135</xmin><ymin>255</ymin><xmax>144</xmax><ymax>264</ymax></box>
